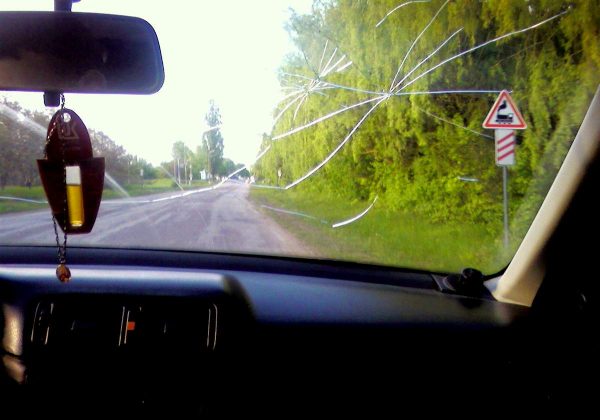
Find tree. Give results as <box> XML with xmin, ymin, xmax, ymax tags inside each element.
<box><xmin>202</xmin><ymin>100</ymin><xmax>224</xmax><ymax>178</ymax></box>
<box><xmin>0</xmin><ymin>99</ymin><xmax>163</xmax><ymax>190</ymax></box>
<box><xmin>90</xmin><ymin>130</ymin><xmax>131</xmax><ymax>185</ymax></box>
<box><xmin>234</xmin><ymin>163</ymin><xmax>251</xmax><ymax>179</ymax></box>
<box><xmin>0</xmin><ymin>99</ymin><xmax>51</xmax><ymax>188</ymax></box>
<box><xmin>191</xmin><ymin>145</ymin><xmax>208</xmax><ymax>177</ymax></box>
<box><xmin>217</xmin><ymin>158</ymin><xmax>237</xmax><ymax>177</ymax></box>
<box><xmin>130</xmin><ymin>157</ymin><xmax>156</xmax><ymax>181</ymax></box>
<box><xmin>171</xmin><ymin>140</ymin><xmax>193</xmax><ymax>184</ymax></box>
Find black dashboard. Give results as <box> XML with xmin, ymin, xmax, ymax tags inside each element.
<box><xmin>0</xmin><ymin>248</ymin><xmax>538</xmax><ymax>417</ymax></box>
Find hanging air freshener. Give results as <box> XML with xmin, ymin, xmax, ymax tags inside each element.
<box><xmin>37</xmin><ymin>97</ymin><xmax>105</xmax><ymax>282</ymax></box>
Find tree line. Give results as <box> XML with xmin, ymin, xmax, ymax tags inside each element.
<box><xmin>0</xmin><ymin>98</ymin><xmax>243</xmax><ymax>190</ymax></box>
<box><xmin>252</xmin><ymin>0</ymin><xmax>599</xmax><ymax>238</ymax></box>
<box><xmin>0</xmin><ymin>98</ymin><xmax>157</xmax><ymax>189</ymax></box>
<box><xmin>168</xmin><ymin>100</ymin><xmax>247</xmax><ymax>184</ymax></box>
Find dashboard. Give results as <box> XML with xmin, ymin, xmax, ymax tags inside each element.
<box><xmin>0</xmin><ymin>248</ymin><xmax>534</xmax><ymax>417</ymax></box>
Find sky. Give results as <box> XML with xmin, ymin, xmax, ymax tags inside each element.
<box><xmin>1</xmin><ymin>0</ymin><xmax>312</xmax><ymax>166</ymax></box>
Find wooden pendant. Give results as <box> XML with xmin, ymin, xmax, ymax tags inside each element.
<box><xmin>37</xmin><ymin>108</ymin><xmax>105</xmax><ymax>234</ymax></box>
<box><xmin>56</xmin><ymin>263</ymin><xmax>71</xmax><ymax>283</ymax></box>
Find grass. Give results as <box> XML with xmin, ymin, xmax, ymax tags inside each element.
<box><xmin>0</xmin><ymin>200</ymin><xmax>48</xmax><ymax>213</ymax></box>
<box><xmin>102</xmin><ymin>178</ymin><xmax>210</xmax><ymax>199</ymax></box>
<box><xmin>0</xmin><ymin>186</ymin><xmax>48</xmax><ymax>214</ymax></box>
<box><xmin>0</xmin><ymin>179</ymin><xmax>211</xmax><ymax>214</ymax></box>
<box><xmin>250</xmin><ymin>187</ymin><xmax>512</xmax><ymax>274</ymax></box>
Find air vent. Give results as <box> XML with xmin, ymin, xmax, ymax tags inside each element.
<box><xmin>30</xmin><ymin>301</ymin><xmax>53</xmax><ymax>346</ymax></box>
<box><xmin>31</xmin><ymin>298</ymin><xmax>220</xmax><ymax>354</ymax></box>
<box><xmin>207</xmin><ymin>303</ymin><xmax>218</xmax><ymax>351</ymax></box>
<box><xmin>31</xmin><ymin>300</ymin><xmax>123</xmax><ymax>351</ymax></box>
<box><xmin>120</xmin><ymin>301</ymin><xmax>218</xmax><ymax>353</ymax></box>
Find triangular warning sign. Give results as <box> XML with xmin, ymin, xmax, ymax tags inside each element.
<box><xmin>482</xmin><ymin>90</ymin><xmax>527</xmax><ymax>130</ymax></box>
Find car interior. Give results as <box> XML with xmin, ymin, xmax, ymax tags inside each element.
<box><xmin>1</xmin><ymin>0</ymin><xmax>598</xmax><ymax>417</ymax></box>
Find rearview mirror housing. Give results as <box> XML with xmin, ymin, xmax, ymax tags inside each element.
<box><xmin>0</xmin><ymin>11</ymin><xmax>164</xmax><ymax>94</ymax></box>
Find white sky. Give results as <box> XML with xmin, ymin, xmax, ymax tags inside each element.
<box><xmin>1</xmin><ymin>0</ymin><xmax>312</xmax><ymax>165</ymax></box>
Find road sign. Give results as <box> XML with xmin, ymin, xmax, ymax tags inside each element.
<box><xmin>482</xmin><ymin>90</ymin><xmax>527</xmax><ymax>130</ymax></box>
<box><xmin>482</xmin><ymin>91</ymin><xmax>526</xmax><ymax>249</ymax></box>
<box><xmin>495</xmin><ymin>129</ymin><xmax>516</xmax><ymax>166</ymax></box>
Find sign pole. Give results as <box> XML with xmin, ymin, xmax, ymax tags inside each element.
<box><xmin>502</xmin><ymin>166</ymin><xmax>509</xmax><ymax>249</ymax></box>
<box><xmin>482</xmin><ymin>90</ymin><xmax>527</xmax><ymax>251</ymax></box>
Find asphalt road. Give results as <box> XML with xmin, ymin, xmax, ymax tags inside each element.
<box><xmin>0</xmin><ymin>182</ymin><xmax>312</xmax><ymax>257</ymax></box>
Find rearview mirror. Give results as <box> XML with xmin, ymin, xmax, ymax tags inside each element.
<box><xmin>0</xmin><ymin>12</ymin><xmax>164</xmax><ymax>94</ymax></box>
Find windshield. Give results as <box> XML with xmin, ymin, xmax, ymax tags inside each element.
<box><xmin>0</xmin><ymin>0</ymin><xmax>598</xmax><ymax>274</ymax></box>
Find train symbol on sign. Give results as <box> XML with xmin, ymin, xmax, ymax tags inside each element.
<box><xmin>482</xmin><ymin>90</ymin><xmax>527</xmax><ymax>130</ymax></box>
<box><xmin>496</xmin><ymin>100</ymin><xmax>514</xmax><ymax>124</ymax></box>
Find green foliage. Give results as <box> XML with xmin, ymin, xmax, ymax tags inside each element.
<box><xmin>164</xmin><ymin>101</ymin><xmax>246</xmax><ymax>182</ymax></box>
<box><xmin>203</xmin><ymin>100</ymin><xmax>225</xmax><ymax>178</ymax></box>
<box><xmin>0</xmin><ymin>200</ymin><xmax>47</xmax><ymax>214</ymax></box>
<box><xmin>254</xmin><ymin>0</ymin><xmax>599</xmax><ymax>250</ymax></box>
<box><xmin>0</xmin><ymin>185</ymin><xmax>47</xmax><ymax>214</ymax></box>
<box><xmin>0</xmin><ymin>99</ymin><xmax>51</xmax><ymax>188</ymax></box>
<box><xmin>170</xmin><ymin>140</ymin><xmax>193</xmax><ymax>184</ymax></box>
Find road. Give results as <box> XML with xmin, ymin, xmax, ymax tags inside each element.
<box><xmin>0</xmin><ymin>182</ymin><xmax>312</xmax><ymax>257</ymax></box>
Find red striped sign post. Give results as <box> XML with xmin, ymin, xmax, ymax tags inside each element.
<box><xmin>483</xmin><ymin>91</ymin><xmax>527</xmax><ymax>248</ymax></box>
<box><xmin>495</xmin><ymin>129</ymin><xmax>516</xmax><ymax>166</ymax></box>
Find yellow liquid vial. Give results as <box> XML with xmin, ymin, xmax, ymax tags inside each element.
<box><xmin>66</xmin><ymin>166</ymin><xmax>84</xmax><ymax>227</ymax></box>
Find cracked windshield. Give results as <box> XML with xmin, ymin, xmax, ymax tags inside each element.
<box><xmin>0</xmin><ymin>0</ymin><xmax>598</xmax><ymax>274</ymax></box>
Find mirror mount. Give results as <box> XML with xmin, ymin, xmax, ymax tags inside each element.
<box><xmin>54</xmin><ymin>0</ymin><xmax>80</xmax><ymax>12</ymax></box>
<box><xmin>44</xmin><ymin>0</ymin><xmax>81</xmax><ymax>106</ymax></box>
<box><xmin>43</xmin><ymin>92</ymin><xmax>61</xmax><ymax>107</ymax></box>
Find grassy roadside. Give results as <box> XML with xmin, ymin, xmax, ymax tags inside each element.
<box><xmin>250</xmin><ymin>187</ymin><xmax>510</xmax><ymax>274</ymax></box>
<box><xmin>0</xmin><ymin>179</ymin><xmax>210</xmax><ymax>214</ymax></box>
<box><xmin>102</xmin><ymin>179</ymin><xmax>210</xmax><ymax>199</ymax></box>
<box><xmin>0</xmin><ymin>186</ymin><xmax>48</xmax><ymax>214</ymax></box>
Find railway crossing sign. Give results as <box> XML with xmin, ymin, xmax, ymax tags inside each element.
<box><xmin>482</xmin><ymin>90</ymin><xmax>527</xmax><ymax>248</ymax></box>
<box><xmin>482</xmin><ymin>90</ymin><xmax>527</xmax><ymax>130</ymax></box>
<box><xmin>483</xmin><ymin>91</ymin><xmax>527</xmax><ymax>166</ymax></box>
